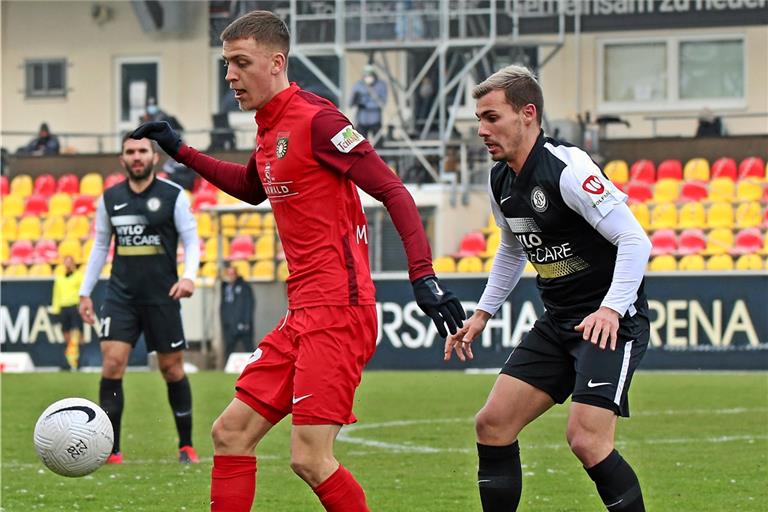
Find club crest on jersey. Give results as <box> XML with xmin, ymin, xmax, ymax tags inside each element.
<box><xmin>531</xmin><ymin>186</ymin><xmax>548</xmax><ymax>213</ymax></box>
<box><xmin>147</xmin><ymin>197</ymin><xmax>161</xmax><ymax>212</ymax></box>
<box><xmin>581</xmin><ymin>175</ymin><xmax>605</xmax><ymax>195</ymax></box>
<box><xmin>276</xmin><ymin>132</ymin><xmax>289</xmax><ymax>159</ymax></box>
<box><xmin>331</xmin><ymin>125</ymin><xmax>364</xmax><ymax>153</ymax></box>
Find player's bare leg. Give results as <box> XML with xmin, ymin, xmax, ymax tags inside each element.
<box><xmin>99</xmin><ymin>341</ymin><xmax>131</xmax><ymax>463</ymax></box>
<box><xmin>157</xmin><ymin>351</ymin><xmax>197</xmax><ymax>463</ymax></box>
<box><xmin>474</xmin><ymin>375</ymin><xmax>554</xmax><ymax>511</ymax></box>
<box><xmin>291</xmin><ymin>424</ymin><xmax>369</xmax><ymax>512</ymax></box>
<box><xmin>568</xmin><ymin>403</ymin><xmax>645</xmax><ymax>511</ymax></box>
<box><xmin>210</xmin><ymin>398</ymin><xmax>274</xmax><ymax>512</ymax></box>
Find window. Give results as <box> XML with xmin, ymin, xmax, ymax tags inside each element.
<box><xmin>25</xmin><ymin>59</ymin><xmax>66</xmax><ymax>98</ymax></box>
<box><xmin>599</xmin><ymin>36</ymin><xmax>745</xmax><ymax>112</ymax></box>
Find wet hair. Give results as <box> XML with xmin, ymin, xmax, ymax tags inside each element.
<box><xmin>472</xmin><ymin>65</ymin><xmax>544</xmax><ymax>124</ymax></box>
<box><xmin>220</xmin><ymin>10</ymin><xmax>290</xmax><ymax>56</ymax></box>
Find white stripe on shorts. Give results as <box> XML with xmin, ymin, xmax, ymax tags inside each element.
<box><xmin>614</xmin><ymin>340</ymin><xmax>634</xmax><ymax>406</ymax></box>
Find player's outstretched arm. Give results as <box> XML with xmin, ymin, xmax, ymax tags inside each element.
<box><xmin>444</xmin><ymin>309</ymin><xmax>491</xmax><ymax>362</ymax></box>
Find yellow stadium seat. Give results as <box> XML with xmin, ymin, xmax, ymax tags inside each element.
<box><xmin>79</xmin><ymin>173</ymin><xmax>104</xmax><ymax>196</ymax></box>
<box><xmin>217</xmin><ymin>190</ymin><xmax>241</xmax><ymax>205</ymax></box>
<box><xmin>604</xmin><ymin>160</ymin><xmax>629</xmax><ymax>186</ymax></box>
<box><xmin>652</xmin><ymin>179</ymin><xmax>680</xmax><ymax>203</ymax></box>
<box><xmin>4</xmin><ymin>263</ymin><xmax>29</xmax><ymax>277</ymax></box>
<box><xmin>735</xmin><ymin>253</ymin><xmax>763</xmax><ymax>271</ymax></box>
<box><xmin>48</xmin><ymin>193</ymin><xmax>73</xmax><ymax>216</ymax></box>
<box><xmin>481</xmin><ymin>232</ymin><xmax>501</xmax><ymax>258</ymax></box>
<box><xmin>2</xmin><ymin>217</ymin><xmax>18</xmax><ymax>241</ymax></box>
<box><xmin>195</xmin><ymin>213</ymin><xmax>214</xmax><ymax>238</ymax></box>
<box><xmin>735</xmin><ymin>201</ymin><xmax>762</xmax><ymax>228</ymax></box>
<box><xmin>230</xmin><ymin>260</ymin><xmax>251</xmax><ymax>279</ymax></box>
<box><xmin>433</xmin><ymin>256</ymin><xmax>456</xmax><ymax>273</ymax></box>
<box><xmin>28</xmin><ymin>263</ymin><xmax>53</xmax><ymax>277</ymax></box>
<box><xmin>1</xmin><ymin>240</ymin><xmax>9</xmax><ymax>262</ymax></box>
<box><xmin>706</xmin><ymin>202</ymin><xmax>734</xmax><ymax>229</ymax></box>
<box><xmin>736</xmin><ymin>180</ymin><xmax>763</xmax><ymax>202</ymax></box>
<box><xmin>252</xmin><ymin>260</ymin><xmax>275</xmax><ymax>279</ymax></box>
<box><xmin>199</xmin><ymin>261</ymin><xmax>218</xmax><ymax>279</ymax></box>
<box><xmin>58</xmin><ymin>239</ymin><xmax>83</xmax><ymax>263</ymax></box>
<box><xmin>238</xmin><ymin>212</ymin><xmax>262</xmax><ymax>235</ymax></box>
<box><xmin>42</xmin><ymin>215</ymin><xmax>67</xmax><ymax>241</ymax></box>
<box><xmin>649</xmin><ymin>255</ymin><xmax>677</xmax><ymax>271</ymax></box>
<box><xmin>277</xmin><ymin>260</ymin><xmax>289</xmax><ymax>281</ymax></box>
<box><xmin>255</xmin><ymin>235</ymin><xmax>275</xmax><ymax>260</ymax></box>
<box><xmin>706</xmin><ymin>254</ymin><xmax>734</xmax><ymax>271</ymax></box>
<box><xmin>677</xmin><ymin>202</ymin><xmax>706</xmax><ymax>230</ymax></box>
<box><xmin>678</xmin><ymin>254</ymin><xmax>706</xmax><ymax>271</ymax></box>
<box><xmin>457</xmin><ymin>256</ymin><xmax>483</xmax><ymax>273</ymax></box>
<box><xmin>17</xmin><ymin>216</ymin><xmax>42</xmax><ymax>241</ymax></box>
<box><xmin>262</xmin><ymin>212</ymin><xmax>275</xmax><ymax>231</ymax></box>
<box><xmin>220</xmin><ymin>213</ymin><xmax>238</xmax><ymax>237</ymax></box>
<box><xmin>650</xmin><ymin>202</ymin><xmax>678</xmax><ymax>230</ymax></box>
<box><xmin>483</xmin><ymin>257</ymin><xmax>494</xmax><ymax>273</ymax></box>
<box><xmin>629</xmin><ymin>202</ymin><xmax>650</xmax><ymax>231</ymax></box>
<box><xmin>82</xmin><ymin>238</ymin><xmax>95</xmax><ymax>262</ymax></box>
<box><xmin>65</xmin><ymin>215</ymin><xmax>91</xmax><ymax>240</ymax></box>
<box><xmin>683</xmin><ymin>158</ymin><xmax>710</xmax><ymax>182</ymax></box>
<box><xmin>708</xmin><ymin>177</ymin><xmax>735</xmax><ymax>202</ymax></box>
<box><xmin>99</xmin><ymin>262</ymin><xmax>111</xmax><ymax>277</ymax></box>
<box><xmin>705</xmin><ymin>228</ymin><xmax>734</xmax><ymax>255</ymax></box>
<box><xmin>2</xmin><ymin>194</ymin><xmax>24</xmax><ymax>218</ymax></box>
<box><xmin>202</xmin><ymin>237</ymin><xmax>231</xmax><ymax>262</ymax></box>
<box><xmin>480</xmin><ymin>213</ymin><xmax>501</xmax><ymax>235</ymax></box>
<box><xmin>10</xmin><ymin>175</ymin><xmax>33</xmax><ymax>198</ymax></box>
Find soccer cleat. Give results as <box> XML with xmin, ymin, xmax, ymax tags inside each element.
<box><xmin>106</xmin><ymin>452</ymin><xmax>123</xmax><ymax>464</ymax></box>
<box><xmin>178</xmin><ymin>445</ymin><xmax>199</xmax><ymax>464</ymax></box>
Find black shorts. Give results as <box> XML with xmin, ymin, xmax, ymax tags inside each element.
<box><xmin>501</xmin><ymin>310</ymin><xmax>649</xmax><ymax>417</ymax></box>
<box><xmin>58</xmin><ymin>306</ymin><xmax>82</xmax><ymax>332</ymax></box>
<box><xmin>99</xmin><ymin>300</ymin><xmax>187</xmax><ymax>353</ymax></box>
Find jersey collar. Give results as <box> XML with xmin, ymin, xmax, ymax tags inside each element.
<box><xmin>255</xmin><ymin>82</ymin><xmax>300</xmax><ymax>130</ymax></box>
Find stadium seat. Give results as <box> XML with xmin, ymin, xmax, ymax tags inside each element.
<box><xmin>480</xmin><ymin>213</ymin><xmax>501</xmax><ymax>235</ymax></box>
<box><xmin>254</xmin><ymin>235</ymin><xmax>275</xmax><ymax>260</ymax></box>
<box><xmin>678</xmin><ymin>202</ymin><xmax>706</xmax><ymax>230</ymax></box>
<box><xmin>28</xmin><ymin>262</ymin><xmax>54</xmax><ymax>276</ymax></box>
<box><xmin>238</xmin><ymin>212</ymin><xmax>262</xmax><ymax>235</ymax></box>
<box><xmin>33</xmin><ymin>174</ymin><xmax>57</xmax><ymax>197</ymax></box>
<box><xmin>604</xmin><ymin>160</ymin><xmax>629</xmax><ymax>186</ymax></box>
<box><xmin>707</xmin><ymin>178</ymin><xmax>735</xmax><ymax>202</ymax></box>
<box><xmin>57</xmin><ymin>239</ymin><xmax>83</xmax><ymax>263</ymax></box>
<box><xmin>23</xmin><ymin>194</ymin><xmax>48</xmax><ymax>216</ymax></box>
<box><xmin>736</xmin><ymin>180</ymin><xmax>763</xmax><ymax>202</ymax></box>
<box><xmin>652</xmin><ymin>179</ymin><xmax>680</xmax><ymax>203</ymax></box>
<box><xmin>648</xmin><ymin>255</ymin><xmax>677</xmax><ymax>271</ymax></box>
<box><xmin>277</xmin><ymin>260</ymin><xmax>289</xmax><ymax>281</ymax></box>
<box><xmin>104</xmin><ymin>173</ymin><xmax>126</xmax><ymax>189</ymax></box>
<box><xmin>733</xmin><ymin>228</ymin><xmax>763</xmax><ymax>255</ymax></box>
<box><xmin>629</xmin><ymin>202</ymin><xmax>650</xmax><ymax>230</ymax></box>
<box><xmin>262</xmin><ymin>213</ymin><xmax>275</xmax><ymax>231</ymax></box>
<box><xmin>683</xmin><ymin>158</ymin><xmax>710</xmax><ymax>182</ymax></box>
<box><xmin>65</xmin><ymin>215</ymin><xmax>91</xmax><ymax>240</ymax></box>
<box><xmin>34</xmin><ymin>239</ymin><xmax>58</xmax><ymax>263</ymax></box>
<box><xmin>678</xmin><ymin>229</ymin><xmax>707</xmax><ymax>255</ymax></box>
<box><xmin>2</xmin><ymin>217</ymin><xmax>18</xmax><ymax>242</ymax></box>
<box><xmin>481</xmin><ymin>232</ymin><xmax>501</xmax><ymax>258</ymax></box>
<box><xmin>220</xmin><ymin>213</ymin><xmax>238</xmax><ymax>237</ymax></box>
<box><xmin>72</xmin><ymin>195</ymin><xmax>96</xmax><ymax>216</ymax></box>
<box><xmin>705</xmin><ymin>228</ymin><xmax>734</xmax><ymax>255</ymax></box>
<box><xmin>0</xmin><ymin>176</ymin><xmax>8</xmax><ymax>196</ymax></box>
<box><xmin>457</xmin><ymin>231</ymin><xmax>486</xmax><ymax>257</ymax></box>
<box><xmin>230</xmin><ymin>260</ymin><xmax>251</xmax><ymax>279</ymax></box>
<box><xmin>680</xmin><ymin>181</ymin><xmax>708</xmax><ymax>202</ymax></box>
<box><xmin>650</xmin><ymin>203</ymin><xmax>677</xmax><ymax>230</ymax></box>
<box><xmin>194</xmin><ymin>178</ymin><xmax>218</xmax><ymax>195</ymax></box>
<box><xmin>650</xmin><ymin>229</ymin><xmax>677</xmax><ymax>256</ymax></box>
<box><xmin>217</xmin><ymin>190</ymin><xmax>241</xmax><ymax>205</ymax></box>
<box><xmin>202</xmin><ymin>238</ymin><xmax>218</xmax><ymax>262</ymax></box>
<box><xmin>456</xmin><ymin>256</ymin><xmax>483</xmax><ymax>273</ymax></box>
<box><xmin>737</xmin><ymin>157</ymin><xmax>765</xmax><ymax>181</ymax></box>
<box><xmin>56</xmin><ymin>174</ymin><xmax>79</xmax><ymax>194</ymax></box>
<box><xmin>192</xmin><ymin>190</ymin><xmax>218</xmax><ymax>211</ymax></box>
<box><xmin>0</xmin><ymin>240</ymin><xmax>8</xmax><ymax>263</ymax></box>
<box><xmin>79</xmin><ymin>173</ymin><xmax>103</xmax><ymax>196</ymax></box>
<box><xmin>9</xmin><ymin>240</ymin><xmax>34</xmax><ymax>263</ymax></box>
<box><xmin>195</xmin><ymin>212</ymin><xmax>214</xmax><ymax>238</ymax></box>
<box><xmin>433</xmin><ymin>256</ymin><xmax>456</xmax><ymax>273</ymax></box>
<box><xmin>710</xmin><ymin>158</ymin><xmax>737</xmax><ymax>181</ymax></box>
<box><xmin>656</xmin><ymin>159</ymin><xmax>683</xmax><ymax>181</ymax></box>
<box><xmin>17</xmin><ymin>216</ymin><xmax>42</xmax><ymax>241</ymax></box>
<box><xmin>706</xmin><ymin>254</ymin><xmax>734</xmax><ymax>271</ymax></box>
<box><xmin>626</xmin><ymin>182</ymin><xmax>653</xmax><ymax>203</ymax></box>
<box><xmin>678</xmin><ymin>254</ymin><xmax>706</xmax><ymax>271</ymax></box>
<box><xmin>735</xmin><ymin>201</ymin><xmax>762</xmax><ymax>228</ymax></box>
<box><xmin>735</xmin><ymin>253</ymin><xmax>763</xmax><ymax>271</ymax></box>
<box><xmin>706</xmin><ymin>202</ymin><xmax>734</xmax><ymax>229</ymax></box>
<box><xmin>48</xmin><ymin>192</ymin><xmax>73</xmax><ymax>216</ymax></box>
<box><xmin>483</xmin><ymin>257</ymin><xmax>494</xmax><ymax>273</ymax></box>
<box><xmin>629</xmin><ymin>160</ymin><xmax>655</xmax><ymax>183</ymax></box>
<box><xmin>229</xmin><ymin>235</ymin><xmax>255</xmax><ymax>260</ymax></box>
<box><xmin>10</xmin><ymin>175</ymin><xmax>33</xmax><ymax>198</ymax></box>
<box><xmin>199</xmin><ymin>261</ymin><xmax>219</xmax><ymax>279</ymax></box>
<box><xmin>2</xmin><ymin>194</ymin><xmax>24</xmax><ymax>218</ymax></box>
<box><xmin>4</xmin><ymin>263</ymin><xmax>29</xmax><ymax>277</ymax></box>
<box><xmin>251</xmin><ymin>260</ymin><xmax>275</xmax><ymax>279</ymax></box>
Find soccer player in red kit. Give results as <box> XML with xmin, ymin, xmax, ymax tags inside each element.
<box><xmin>132</xmin><ymin>10</ymin><xmax>464</xmax><ymax>512</ymax></box>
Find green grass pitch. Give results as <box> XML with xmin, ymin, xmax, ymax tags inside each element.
<box><xmin>2</xmin><ymin>371</ymin><xmax>766</xmax><ymax>511</ymax></box>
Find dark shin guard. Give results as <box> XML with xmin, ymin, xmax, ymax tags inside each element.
<box><xmin>477</xmin><ymin>441</ymin><xmax>522</xmax><ymax>511</ymax></box>
<box><xmin>586</xmin><ymin>450</ymin><xmax>645</xmax><ymax>511</ymax></box>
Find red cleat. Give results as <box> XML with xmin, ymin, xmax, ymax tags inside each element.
<box><xmin>106</xmin><ymin>452</ymin><xmax>123</xmax><ymax>464</ymax></box>
<box><xmin>178</xmin><ymin>445</ymin><xmax>199</xmax><ymax>464</ymax></box>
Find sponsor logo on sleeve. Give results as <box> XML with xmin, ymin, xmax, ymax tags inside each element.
<box><xmin>581</xmin><ymin>175</ymin><xmax>605</xmax><ymax>195</ymax></box>
<box><xmin>331</xmin><ymin>125</ymin><xmax>364</xmax><ymax>153</ymax></box>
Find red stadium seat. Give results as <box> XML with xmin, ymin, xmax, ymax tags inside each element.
<box><xmin>738</xmin><ymin>157</ymin><xmax>765</xmax><ymax>180</ymax></box>
<box><xmin>456</xmin><ymin>231</ymin><xmax>486</xmax><ymax>257</ymax></box>
<box><xmin>710</xmin><ymin>158</ymin><xmax>737</xmax><ymax>181</ymax></box>
<box><xmin>629</xmin><ymin>160</ymin><xmax>655</xmax><ymax>183</ymax></box>
<box><xmin>192</xmin><ymin>190</ymin><xmax>218</xmax><ymax>211</ymax></box>
<box><xmin>656</xmin><ymin>159</ymin><xmax>683</xmax><ymax>181</ymax></box>
<box><xmin>650</xmin><ymin>229</ymin><xmax>677</xmax><ymax>256</ymax></box>
<box><xmin>194</xmin><ymin>178</ymin><xmax>218</xmax><ymax>195</ymax></box>
<box><xmin>33</xmin><ymin>174</ymin><xmax>57</xmax><ymax>196</ymax></box>
<box><xmin>72</xmin><ymin>195</ymin><xmax>96</xmax><ymax>215</ymax></box>
<box><xmin>104</xmin><ymin>173</ymin><xmax>126</xmax><ymax>189</ymax></box>
<box><xmin>34</xmin><ymin>239</ymin><xmax>59</xmax><ymax>263</ymax></box>
<box><xmin>733</xmin><ymin>228</ymin><xmax>763</xmax><ymax>255</ymax></box>
<box><xmin>626</xmin><ymin>182</ymin><xmax>653</xmax><ymax>203</ymax></box>
<box><xmin>9</xmin><ymin>240</ymin><xmax>34</xmax><ymax>263</ymax></box>
<box><xmin>0</xmin><ymin>176</ymin><xmax>8</xmax><ymax>196</ymax></box>
<box><xmin>24</xmin><ymin>194</ymin><xmax>49</xmax><ymax>216</ymax></box>
<box><xmin>56</xmin><ymin>174</ymin><xmax>79</xmax><ymax>194</ymax></box>
<box><xmin>680</xmin><ymin>181</ymin><xmax>708</xmax><ymax>202</ymax></box>
<box><xmin>229</xmin><ymin>235</ymin><xmax>255</xmax><ymax>260</ymax></box>
<box><xmin>678</xmin><ymin>229</ymin><xmax>706</xmax><ymax>255</ymax></box>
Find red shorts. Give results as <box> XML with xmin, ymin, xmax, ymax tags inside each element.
<box><xmin>235</xmin><ymin>305</ymin><xmax>377</xmax><ymax>425</ymax></box>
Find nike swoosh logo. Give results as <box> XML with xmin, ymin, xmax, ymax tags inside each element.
<box><xmin>170</xmin><ymin>340</ymin><xmax>185</xmax><ymax>348</ymax></box>
<box><xmin>606</xmin><ymin>498</ymin><xmax>624</xmax><ymax>508</ymax></box>
<box><xmin>292</xmin><ymin>394</ymin><xmax>312</xmax><ymax>405</ymax></box>
<box><xmin>114</xmin><ymin>203</ymin><xmax>128</xmax><ymax>211</ymax></box>
<box><xmin>477</xmin><ymin>479</ymin><xmax>491</xmax><ymax>484</ymax></box>
<box><xmin>587</xmin><ymin>379</ymin><xmax>612</xmax><ymax>388</ymax></box>
<box><xmin>46</xmin><ymin>405</ymin><xmax>96</xmax><ymax>423</ymax></box>
<box><xmin>174</xmin><ymin>410</ymin><xmax>192</xmax><ymax>417</ymax></box>
<box><xmin>500</xmin><ymin>196</ymin><xmax>512</xmax><ymax>204</ymax></box>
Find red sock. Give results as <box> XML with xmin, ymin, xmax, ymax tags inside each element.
<box><xmin>313</xmin><ymin>464</ymin><xmax>370</xmax><ymax>512</ymax></box>
<box><xmin>210</xmin><ymin>455</ymin><xmax>257</xmax><ymax>512</ymax></box>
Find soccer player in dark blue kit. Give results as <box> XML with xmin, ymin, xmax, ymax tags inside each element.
<box><xmin>445</xmin><ymin>65</ymin><xmax>652</xmax><ymax>511</ymax></box>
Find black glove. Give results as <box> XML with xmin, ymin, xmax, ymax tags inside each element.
<box><xmin>130</xmin><ymin>121</ymin><xmax>182</xmax><ymax>157</ymax></box>
<box><xmin>412</xmin><ymin>275</ymin><xmax>466</xmax><ymax>338</ymax></box>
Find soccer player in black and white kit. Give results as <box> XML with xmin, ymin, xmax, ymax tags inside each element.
<box><xmin>445</xmin><ymin>65</ymin><xmax>652</xmax><ymax>511</ymax></box>
<box><xmin>78</xmin><ymin>135</ymin><xmax>201</xmax><ymax>464</ymax></box>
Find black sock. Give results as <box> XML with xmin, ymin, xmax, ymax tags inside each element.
<box><xmin>477</xmin><ymin>441</ymin><xmax>522</xmax><ymax>511</ymax></box>
<box><xmin>586</xmin><ymin>450</ymin><xmax>645</xmax><ymax>511</ymax></box>
<box><xmin>99</xmin><ymin>378</ymin><xmax>124</xmax><ymax>454</ymax></box>
<box><xmin>167</xmin><ymin>375</ymin><xmax>193</xmax><ymax>448</ymax></box>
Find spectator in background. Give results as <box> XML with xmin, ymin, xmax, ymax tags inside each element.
<box><xmin>695</xmin><ymin>107</ymin><xmax>724</xmax><ymax>137</ymax></box>
<box><xmin>143</xmin><ymin>98</ymin><xmax>184</xmax><ymax>132</ymax></box>
<box><xmin>20</xmin><ymin>123</ymin><xmax>60</xmax><ymax>155</ymax></box>
<box><xmin>220</xmin><ymin>263</ymin><xmax>255</xmax><ymax>359</ymax></box>
<box><xmin>51</xmin><ymin>256</ymin><xmax>84</xmax><ymax>370</ymax></box>
<box><xmin>415</xmin><ymin>75</ymin><xmax>435</xmax><ymax>126</ymax></box>
<box><xmin>349</xmin><ymin>65</ymin><xmax>388</xmax><ymax>140</ymax></box>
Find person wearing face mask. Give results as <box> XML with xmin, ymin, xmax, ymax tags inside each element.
<box><xmin>143</xmin><ymin>98</ymin><xmax>184</xmax><ymax>132</ymax></box>
<box><xmin>349</xmin><ymin>65</ymin><xmax>388</xmax><ymax>140</ymax></box>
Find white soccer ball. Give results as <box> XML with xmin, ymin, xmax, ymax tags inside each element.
<box><xmin>33</xmin><ymin>397</ymin><xmax>114</xmax><ymax>477</ymax></box>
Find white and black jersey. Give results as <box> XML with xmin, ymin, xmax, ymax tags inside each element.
<box><xmin>80</xmin><ymin>177</ymin><xmax>199</xmax><ymax>305</ymax></box>
<box><xmin>487</xmin><ymin>131</ymin><xmax>648</xmax><ymax>319</ymax></box>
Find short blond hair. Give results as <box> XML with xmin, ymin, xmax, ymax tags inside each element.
<box><xmin>472</xmin><ymin>65</ymin><xmax>543</xmax><ymax>124</ymax></box>
<box><xmin>220</xmin><ymin>10</ymin><xmax>290</xmax><ymax>56</ymax></box>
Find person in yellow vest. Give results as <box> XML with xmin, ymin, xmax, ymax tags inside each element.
<box><xmin>51</xmin><ymin>256</ymin><xmax>84</xmax><ymax>370</ymax></box>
